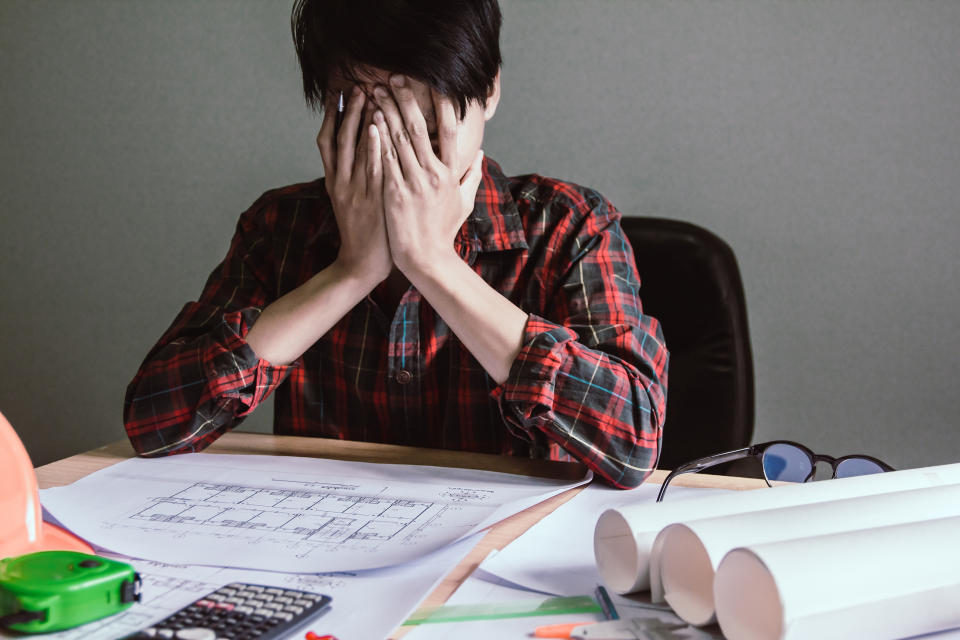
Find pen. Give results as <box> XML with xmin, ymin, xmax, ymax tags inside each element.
<box><xmin>334</xmin><ymin>90</ymin><xmax>345</xmax><ymax>137</ymax></box>
<box><xmin>594</xmin><ymin>584</ymin><xmax>619</xmax><ymax>620</ymax></box>
<box><xmin>532</xmin><ymin>622</ymin><xmax>595</xmax><ymax>638</ymax></box>
<box><xmin>532</xmin><ymin>587</ymin><xmax>619</xmax><ymax>638</ymax></box>
<box><xmin>304</xmin><ymin>632</ymin><xmax>338</xmax><ymax>640</ymax></box>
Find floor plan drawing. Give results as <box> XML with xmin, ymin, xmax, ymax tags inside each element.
<box><xmin>40</xmin><ymin>453</ymin><xmax>589</xmax><ymax>572</ymax></box>
<box><xmin>130</xmin><ymin>481</ymin><xmax>443</xmax><ymax>549</ymax></box>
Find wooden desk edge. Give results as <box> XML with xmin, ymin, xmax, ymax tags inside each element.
<box><xmin>34</xmin><ymin>432</ymin><xmax>766</xmax><ymax>638</ymax></box>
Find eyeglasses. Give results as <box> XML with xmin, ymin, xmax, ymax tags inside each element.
<box><xmin>656</xmin><ymin>440</ymin><xmax>895</xmax><ymax>502</ymax></box>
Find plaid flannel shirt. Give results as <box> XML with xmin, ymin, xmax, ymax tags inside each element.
<box><xmin>124</xmin><ymin>157</ymin><xmax>668</xmax><ymax>488</ymax></box>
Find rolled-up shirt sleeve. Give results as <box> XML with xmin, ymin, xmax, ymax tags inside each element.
<box><xmin>493</xmin><ymin>206</ymin><xmax>668</xmax><ymax>489</ymax></box>
<box><xmin>123</xmin><ymin>200</ymin><xmax>295</xmax><ymax>457</ymax></box>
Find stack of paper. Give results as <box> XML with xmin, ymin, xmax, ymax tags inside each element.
<box><xmin>41</xmin><ymin>453</ymin><xmax>589</xmax><ymax>572</ymax></box>
<box><xmin>592</xmin><ymin>463</ymin><xmax>960</xmax><ymax>640</ymax></box>
<box><xmin>36</xmin><ymin>453</ymin><xmax>591</xmax><ymax>639</ymax></box>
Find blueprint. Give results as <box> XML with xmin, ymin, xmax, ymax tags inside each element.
<box><xmin>0</xmin><ymin>535</ymin><xmax>480</xmax><ymax>640</ymax></box>
<box><xmin>40</xmin><ymin>453</ymin><xmax>589</xmax><ymax>572</ymax></box>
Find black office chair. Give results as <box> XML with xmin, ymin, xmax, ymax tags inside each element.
<box><xmin>620</xmin><ymin>217</ymin><xmax>755</xmax><ymax>472</ymax></box>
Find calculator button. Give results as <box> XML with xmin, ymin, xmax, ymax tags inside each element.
<box><xmin>244</xmin><ymin>585</ymin><xmax>264</xmax><ymax>592</ymax></box>
<box><xmin>273</xmin><ymin>596</ymin><xmax>293</xmax><ymax>604</ymax></box>
<box><xmin>156</xmin><ymin>631</ymin><xmax>175</xmax><ymax>639</ymax></box>
<box><xmin>217</xmin><ymin>588</ymin><xmax>237</xmax><ymax>596</ymax></box>
<box><xmin>141</xmin><ymin>630</ymin><xmax>158</xmax><ymax>638</ymax></box>
<box><xmin>284</xmin><ymin>606</ymin><xmax>304</xmax><ymax>615</ymax></box>
<box><xmin>253</xmin><ymin>608</ymin><xmax>273</xmax><ymax>617</ymax></box>
<box><xmin>175</xmin><ymin>629</ymin><xmax>217</xmax><ymax>640</ymax></box>
<box><xmin>273</xmin><ymin>612</ymin><xmax>293</xmax><ymax>622</ymax></box>
<box><xmin>293</xmin><ymin>599</ymin><xmax>313</xmax><ymax>607</ymax></box>
<box><xmin>264</xmin><ymin>588</ymin><xmax>283</xmax><ymax>595</ymax></box>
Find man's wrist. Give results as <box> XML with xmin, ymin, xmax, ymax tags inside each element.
<box><xmin>324</xmin><ymin>257</ymin><xmax>386</xmax><ymax>294</ymax></box>
<box><xmin>397</xmin><ymin>245</ymin><xmax>462</xmax><ymax>286</ymax></box>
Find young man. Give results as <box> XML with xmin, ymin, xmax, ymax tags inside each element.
<box><xmin>124</xmin><ymin>0</ymin><xmax>667</xmax><ymax>489</ymax></box>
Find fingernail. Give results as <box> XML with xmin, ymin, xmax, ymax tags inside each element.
<box><xmin>374</xmin><ymin>110</ymin><xmax>384</xmax><ymax>123</ymax></box>
<box><xmin>390</xmin><ymin>75</ymin><xmax>406</xmax><ymax>87</ymax></box>
<box><xmin>351</xmin><ymin>85</ymin><xmax>361</xmax><ymax>96</ymax></box>
<box><xmin>374</xmin><ymin>86</ymin><xmax>388</xmax><ymax>98</ymax></box>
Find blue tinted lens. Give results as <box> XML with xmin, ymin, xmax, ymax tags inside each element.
<box><xmin>762</xmin><ymin>443</ymin><xmax>812</xmax><ymax>482</ymax></box>
<box><xmin>835</xmin><ymin>458</ymin><xmax>885</xmax><ymax>478</ymax></box>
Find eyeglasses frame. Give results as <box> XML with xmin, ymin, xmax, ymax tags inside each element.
<box><xmin>655</xmin><ymin>439</ymin><xmax>895</xmax><ymax>502</ymax></box>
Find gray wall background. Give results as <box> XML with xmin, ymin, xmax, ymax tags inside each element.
<box><xmin>2</xmin><ymin>1</ymin><xmax>958</xmax><ymax>469</ymax></box>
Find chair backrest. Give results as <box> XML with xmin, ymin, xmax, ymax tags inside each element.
<box><xmin>619</xmin><ymin>217</ymin><xmax>755</xmax><ymax>470</ymax></box>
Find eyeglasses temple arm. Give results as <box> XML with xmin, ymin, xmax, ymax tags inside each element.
<box><xmin>655</xmin><ymin>447</ymin><xmax>754</xmax><ymax>502</ymax></box>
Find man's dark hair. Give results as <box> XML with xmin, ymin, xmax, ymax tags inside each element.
<box><xmin>291</xmin><ymin>0</ymin><xmax>502</xmax><ymax>119</ymax></box>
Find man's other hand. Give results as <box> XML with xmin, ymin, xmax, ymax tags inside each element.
<box><xmin>373</xmin><ymin>75</ymin><xmax>484</xmax><ymax>277</ymax></box>
<box><xmin>317</xmin><ymin>85</ymin><xmax>392</xmax><ymax>285</ymax></box>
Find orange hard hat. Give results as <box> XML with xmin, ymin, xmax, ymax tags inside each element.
<box><xmin>0</xmin><ymin>411</ymin><xmax>93</xmax><ymax>558</ymax></box>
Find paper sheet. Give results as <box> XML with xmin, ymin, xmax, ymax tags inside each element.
<box><xmin>714</xmin><ymin>517</ymin><xmax>960</xmax><ymax>640</ymax></box>
<box><xmin>593</xmin><ymin>462</ymin><xmax>960</xmax><ymax>596</ymax></box>
<box><xmin>402</xmin><ymin>569</ymin><xmax>608</xmax><ymax>640</ymax></box>
<box><xmin>0</xmin><ymin>534</ymin><xmax>480</xmax><ymax>640</ymax></box>
<box><xmin>656</xmin><ymin>483</ymin><xmax>960</xmax><ymax>626</ymax></box>
<box><xmin>480</xmin><ymin>482</ymin><xmax>724</xmax><ymax>597</ymax></box>
<box><xmin>40</xmin><ymin>453</ymin><xmax>589</xmax><ymax>572</ymax></box>
<box><xmin>405</xmin><ymin>554</ymin><xmax>723</xmax><ymax>640</ymax></box>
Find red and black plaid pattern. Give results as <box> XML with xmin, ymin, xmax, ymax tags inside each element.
<box><xmin>124</xmin><ymin>158</ymin><xmax>668</xmax><ymax>488</ymax></box>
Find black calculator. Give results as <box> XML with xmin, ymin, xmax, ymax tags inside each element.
<box><xmin>121</xmin><ymin>582</ymin><xmax>332</xmax><ymax>640</ymax></box>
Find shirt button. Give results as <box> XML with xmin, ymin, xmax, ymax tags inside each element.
<box><xmin>395</xmin><ymin>369</ymin><xmax>413</xmax><ymax>384</ymax></box>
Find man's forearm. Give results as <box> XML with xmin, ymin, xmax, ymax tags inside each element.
<box><xmin>404</xmin><ymin>251</ymin><xmax>527</xmax><ymax>385</ymax></box>
<box><xmin>245</xmin><ymin>261</ymin><xmax>379</xmax><ymax>366</ymax></box>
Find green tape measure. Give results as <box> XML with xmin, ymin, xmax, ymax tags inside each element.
<box><xmin>0</xmin><ymin>550</ymin><xmax>141</xmax><ymax>633</ymax></box>
<box><xmin>404</xmin><ymin>595</ymin><xmax>602</xmax><ymax>625</ymax></box>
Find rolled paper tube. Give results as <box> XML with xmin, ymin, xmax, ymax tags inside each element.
<box><xmin>654</xmin><ymin>483</ymin><xmax>960</xmax><ymax>625</ymax></box>
<box><xmin>713</xmin><ymin>516</ymin><xmax>960</xmax><ymax>640</ymax></box>
<box><xmin>593</xmin><ymin>462</ymin><xmax>960</xmax><ymax>597</ymax></box>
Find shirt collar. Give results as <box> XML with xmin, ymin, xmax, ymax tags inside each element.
<box><xmin>467</xmin><ymin>156</ymin><xmax>528</xmax><ymax>253</ymax></box>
